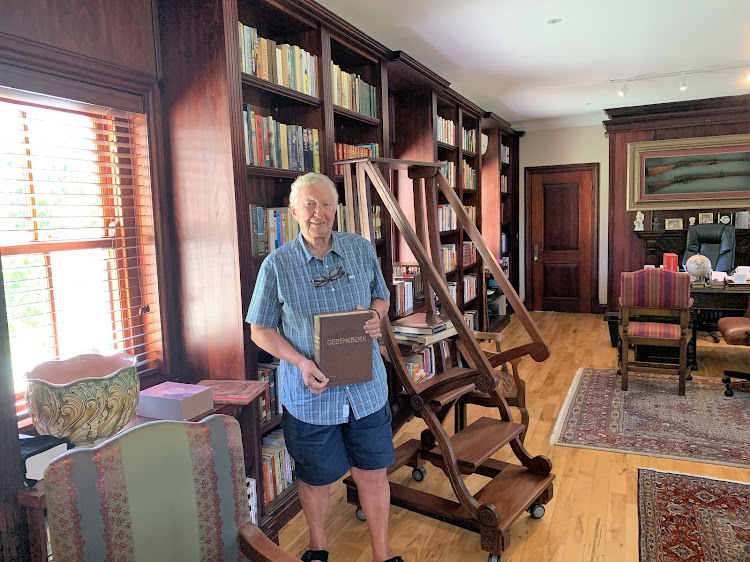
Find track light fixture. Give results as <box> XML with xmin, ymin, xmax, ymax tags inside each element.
<box><xmin>610</xmin><ymin>63</ymin><xmax>750</xmax><ymax>97</ymax></box>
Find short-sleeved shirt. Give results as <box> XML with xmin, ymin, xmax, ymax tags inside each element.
<box><xmin>246</xmin><ymin>231</ymin><xmax>390</xmax><ymax>425</ymax></box>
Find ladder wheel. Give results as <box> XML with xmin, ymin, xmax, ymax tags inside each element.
<box><xmin>355</xmin><ymin>507</ymin><xmax>366</xmax><ymax>521</ymax></box>
<box><xmin>686</xmin><ymin>374</ymin><xmax>693</xmax><ymax>381</ymax></box>
<box><xmin>528</xmin><ymin>503</ymin><xmax>545</xmax><ymax>519</ymax></box>
<box><xmin>725</xmin><ymin>389</ymin><xmax>734</xmax><ymax>397</ymax></box>
<box><xmin>722</xmin><ymin>376</ymin><xmax>731</xmax><ymax>384</ymax></box>
<box><xmin>412</xmin><ymin>467</ymin><xmax>427</xmax><ymax>481</ymax></box>
<box><xmin>488</xmin><ymin>554</ymin><xmax>502</xmax><ymax>562</ymax></box>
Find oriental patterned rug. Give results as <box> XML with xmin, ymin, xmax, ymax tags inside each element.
<box><xmin>550</xmin><ymin>367</ymin><xmax>750</xmax><ymax>467</ymax></box>
<box><xmin>638</xmin><ymin>469</ymin><xmax>750</xmax><ymax>562</ymax></box>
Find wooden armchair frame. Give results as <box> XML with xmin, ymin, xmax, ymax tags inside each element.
<box><xmin>618</xmin><ymin>296</ymin><xmax>693</xmax><ymax>396</ymax></box>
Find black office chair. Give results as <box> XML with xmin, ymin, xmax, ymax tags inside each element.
<box><xmin>683</xmin><ymin>224</ymin><xmax>736</xmax><ymax>342</ymax></box>
<box><xmin>683</xmin><ymin>223</ymin><xmax>736</xmax><ymax>272</ymax></box>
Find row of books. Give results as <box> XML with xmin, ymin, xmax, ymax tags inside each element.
<box><xmin>238</xmin><ymin>24</ymin><xmax>318</xmax><ymax>97</ymax></box>
<box><xmin>393</xmin><ymin>279</ymin><xmax>414</xmax><ymax>316</ymax></box>
<box><xmin>501</xmin><ymin>174</ymin><xmax>509</xmax><ymax>193</ymax></box>
<box><xmin>333</xmin><ymin>203</ymin><xmax>382</xmax><ymax>238</ymax></box>
<box><xmin>441</xmin><ymin>243</ymin><xmax>458</xmax><ymax>274</ymax></box>
<box><xmin>437</xmin><ymin>204</ymin><xmax>458</xmax><ymax>232</ymax></box>
<box><xmin>437</xmin><ymin>116</ymin><xmax>456</xmax><ymax>145</ymax></box>
<box><xmin>242</xmin><ymin>107</ymin><xmax>321</xmax><ymax>173</ymax></box>
<box><xmin>463</xmin><ymin>273</ymin><xmax>477</xmax><ymax>303</ymax></box>
<box><xmin>463</xmin><ymin>310</ymin><xmax>479</xmax><ymax>330</ymax></box>
<box><xmin>462</xmin><ymin>241</ymin><xmax>476</xmax><ymax>267</ymax></box>
<box><xmin>333</xmin><ymin>142</ymin><xmax>380</xmax><ymax>175</ymax></box>
<box><xmin>331</xmin><ymin>63</ymin><xmax>377</xmax><ymax>118</ymax></box>
<box><xmin>500</xmin><ymin>144</ymin><xmax>511</xmax><ymax>164</ymax></box>
<box><xmin>501</xmin><ymin>233</ymin><xmax>509</xmax><ymax>254</ymax></box>
<box><xmin>461</xmin><ymin>160</ymin><xmax>477</xmax><ymax>191</ymax></box>
<box><xmin>260</xmin><ymin>429</ymin><xmax>296</xmax><ymax>504</ymax></box>
<box><xmin>258</xmin><ymin>361</ymin><xmax>282</xmax><ymax>424</ymax></box>
<box><xmin>462</xmin><ymin>127</ymin><xmax>477</xmax><ymax>153</ymax></box>
<box><xmin>248</xmin><ymin>204</ymin><xmax>301</xmax><ymax>256</ymax></box>
<box><xmin>439</xmin><ymin>160</ymin><xmax>455</xmax><ymax>187</ymax></box>
<box><xmin>464</xmin><ymin>205</ymin><xmax>477</xmax><ymax>224</ymax></box>
<box><xmin>246</xmin><ymin>477</ymin><xmax>258</xmax><ymax>524</ymax></box>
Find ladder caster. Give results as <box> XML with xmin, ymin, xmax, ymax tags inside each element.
<box><xmin>528</xmin><ymin>503</ymin><xmax>545</xmax><ymax>519</ymax></box>
<box><xmin>725</xmin><ymin>389</ymin><xmax>734</xmax><ymax>397</ymax></box>
<box><xmin>355</xmin><ymin>507</ymin><xmax>366</xmax><ymax>521</ymax></box>
<box><xmin>686</xmin><ymin>374</ymin><xmax>693</xmax><ymax>381</ymax></box>
<box><xmin>488</xmin><ymin>554</ymin><xmax>502</xmax><ymax>562</ymax></box>
<box><xmin>412</xmin><ymin>467</ymin><xmax>427</xmax><ymax>481</ymax></box>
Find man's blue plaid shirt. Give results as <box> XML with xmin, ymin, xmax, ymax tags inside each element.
<box><xmin>246</xmin><ymin>231</ymin><xmax>390</xmax><ymax>425</ymax></box>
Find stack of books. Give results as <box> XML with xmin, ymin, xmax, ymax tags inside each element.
<box><xmin>392</xmin><ymin>313</ymin><xmax>456</xmax><ymax>344</ymax></box>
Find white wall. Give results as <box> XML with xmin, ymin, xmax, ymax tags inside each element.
<box><xmin>518</xmin><ymin>124</ymin><xmax>609</xmax><ymax>306</ymax></box>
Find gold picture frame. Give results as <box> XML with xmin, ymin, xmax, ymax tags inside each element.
<box><xmin>626</xmin><ymin>134</ymin><xmax>750</xmax><ymax>211</ymax></box>
<box><xmin>664</xmin><ymin>218</ymin><xmax>683</xmax><ymax>230</ymax></box>
<box><xmin>698</xmin><ymin>212</ymin><xmax>713</xmax><ymax>224</ymax></box>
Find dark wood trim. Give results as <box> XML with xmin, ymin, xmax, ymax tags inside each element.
<box><xmin>481</xmin><ymin>112</ymin><xmax>516</xmax><ymax>135</ymax></box>
<box><xmin>283</xmin><ymin>0</ymin><xmax>390</xmax><ymax>60</ymax></box>
<box><xmin>389</xmin><ymin>50</ymin><xmax>450</xmax><ymax>90</ymax></box>
<box><xmin>0</xmin><ymin>31</ymin><xmax>156</xmax><ymax>97</ymax></box>
<box><xmin>524</xmin><ymin>163</ymin><xmax>600</xmax><ymax>313</ymax></box>
<box><xmin>603</xmin><ymin>94</ymin><xmax>750</xmax><ymax>134</ymax></box>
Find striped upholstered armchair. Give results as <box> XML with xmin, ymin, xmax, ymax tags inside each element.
<box><xmin>618</xmin><ymin>268</ymin><xmax>693</xmax><ymax>395</ymax></box>
<box><xmin>44</xmin><ymin>415</ymin><xmax>297</xmax><ymax>562</ymax></box>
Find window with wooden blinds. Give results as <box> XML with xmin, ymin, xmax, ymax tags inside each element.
<box><xmin>0</xmin><ymin>95</ymin><xmax>163</xmax><ymax>402</ymax></box>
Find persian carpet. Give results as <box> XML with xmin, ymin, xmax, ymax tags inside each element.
<box><xmin>550</xmin><ymin>367</ymin><xmax>750</xmax><ymax>467</ymax></box>
<box><xmin>638</xmin><ymin>469</ymin><xmax>750</xmax><ymax>562</ymax></box>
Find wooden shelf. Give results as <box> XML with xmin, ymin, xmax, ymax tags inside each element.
<box><xmin>333</xmin><ymin>104</ymin><xmax>381</xmax><ymax>126</ymax></box>
<box><xmin>437</xmin><ymin>140</ymin><xmax>457</xmax><ymax>151</ymax></box>
<box><xmin>462</xmin><ymin>149</ymin><xmax>477</xmax><ymax>158</ymax></box>
<box><xmin>241</xmin><ymin>73</ymin><xmax>321</xmax><ymax>106</ymax></box>
<box><xmin>246</xmin><ymin>165</ymin><xmax>307</xmax><ymax>179</ymax></box>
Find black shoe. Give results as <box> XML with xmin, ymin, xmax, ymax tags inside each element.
<box><xmin>383</xmin><ymin>557</ymin><xmax>404</xmax><ymax>562</ymax></box>
<box><xmin>301</xmin><ymin>549</ymin><xmax>329</xmax><ymax>562</ymax></box>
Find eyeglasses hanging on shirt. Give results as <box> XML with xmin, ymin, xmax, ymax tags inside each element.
<box><xmin>311</xmin><ymin>266</ymin><xmax>350</xmax><ymax>288</ymax></box>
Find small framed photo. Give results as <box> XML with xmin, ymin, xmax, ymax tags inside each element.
<box><xmin>698</xmin><ymin>212</ymin><xmax>713</xmax><ymax>224</ymax></box>
<box><xmin>665</xmin><ymin>217</ymin><xmax>683</xmax><ymax>230</ymax></box>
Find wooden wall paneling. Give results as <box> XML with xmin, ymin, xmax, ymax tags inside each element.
<box><xmin>604</xmin><ymin>95</ymin><xmax>750</xmax><ymax>311</ymax></box>
<box><xmin>158</xmin><ymin>0</ymin><xmax>245</xmax><ymax>380</ymax></box>
<box><xmin>0</xmin><ymin>0</ymin><xmax>156</xmax><ymax>75</ymax></box>
<box><xmin>481</xmin><ymin>129</ymin><xmax>501</xmax><ymax>258</ymax></box>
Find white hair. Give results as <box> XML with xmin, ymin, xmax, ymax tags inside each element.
<box><xmin>289</xmin><ymin>173</ymin><xmax>338</xmax><ymax>208</ymax></box>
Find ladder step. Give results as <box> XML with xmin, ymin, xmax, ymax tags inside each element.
<box><xmin>429</xmin><ymin>383</ymin><xmax>476</xmax><ymax>408</ymax></box>
<box><xmin>470</xmin><ymin>464</ymin><xmax>555</xmax><ymax>531</ymax></box>
<box><xmin>430</xmin><ymin>417</ymin><xmax>524</xmax><ymax>469</ymax></box>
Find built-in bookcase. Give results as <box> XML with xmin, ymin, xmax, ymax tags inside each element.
<box><xmin>158</xmin><ymin>0</ymin><xmax>519</xmax><ymax>542</ymax></box>
<box><xmin>481</xmin><ymin>113</ymin><xmax>521</xmax><ymax>330</ymax></box>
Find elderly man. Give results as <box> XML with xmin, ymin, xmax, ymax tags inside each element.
<box><xmin>246</xmin><ymin>172</ymin><xmax>402</xmax><ymax>562</ymax></box>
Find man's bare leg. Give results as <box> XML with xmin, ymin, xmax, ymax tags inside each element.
<box><xmin>298</xmin><ymin>480</ymin><xmax>331</xmax><ymax>557</ymax></box>
<box><xmin>350</xmin><ymin>466</ymin><xmax>393</xmax><ymax>561</ymax></box>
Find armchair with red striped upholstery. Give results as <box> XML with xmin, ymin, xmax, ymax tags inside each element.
<box><xmin>618</xmin><ymin>268</ymin><xmax>693</xmax><ymax>395</ymax></box>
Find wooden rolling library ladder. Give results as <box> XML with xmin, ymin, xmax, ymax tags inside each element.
<box><xmin>338</xmin><ymin>157</ymin><xmax>555</xmax><ymax>562</ymax></box>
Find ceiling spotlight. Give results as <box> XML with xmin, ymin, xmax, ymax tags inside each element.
<box><xmin>679</xmin><ymin>74</ymin><xmax>688</xmax><ymax>91</ymax></box>
<box><xmin>547</xmin><ymin>18</ymin><xmax>562</xmax><ymax>24</ymax></box>
<box><xmin>617</xmin><ymin>83</ymin><xmax>628</xmax><ymax>97</ymax></box>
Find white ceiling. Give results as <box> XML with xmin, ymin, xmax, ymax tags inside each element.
<box><xmin>316</xmin><ymin>0</ymin><xmax>750</xmax><ymax>130</ymax></box>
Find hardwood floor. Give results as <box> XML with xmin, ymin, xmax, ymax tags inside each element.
<box><xmin>279</xmin><ymin>312</ymin><xmax>750</xmax><ymax>561</ymax></box>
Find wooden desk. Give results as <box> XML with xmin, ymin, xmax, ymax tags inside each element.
<box><xmin>688</xmin><ymin>285</ymin><xmax>750</xmax><ymax>367</ymax></box>
<box><xmin>18</xmin><ymin>392</ymin><xmax>265</xmax><ymax>562</ymax></box>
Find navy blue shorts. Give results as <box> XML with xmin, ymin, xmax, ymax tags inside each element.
<box><xmin>281</xmin><ymin>403</ymin><xmax>395</xmax><ymax>486</ymax></box>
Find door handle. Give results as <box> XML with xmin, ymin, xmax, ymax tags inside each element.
<box><xmin>533</xmin><ymin>245</ymin><xmax>539</xmax><ymax>261</ymax></box>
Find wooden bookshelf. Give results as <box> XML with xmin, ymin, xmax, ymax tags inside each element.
<box><xmin>157</xmin><ymin>0</ymin><xmax>520</xmax><ymax>542</ymax></box>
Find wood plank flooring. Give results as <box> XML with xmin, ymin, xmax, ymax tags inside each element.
<box><xmin>279</xmin><ymin>312</ymin><xmax>750</xmax><ymax>561</ymax></box>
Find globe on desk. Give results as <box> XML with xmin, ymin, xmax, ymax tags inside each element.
<box><xmin>685</xmin><ymin>254</ymin><xmax>712</xmax><ymax>282</ymax></box>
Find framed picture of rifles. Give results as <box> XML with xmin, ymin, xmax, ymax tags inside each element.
<box><xmin>626</xmin><ymin>134</ymin><xmax>750</xmax><ymax>211</ymax></box>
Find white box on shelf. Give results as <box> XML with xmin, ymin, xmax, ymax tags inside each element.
<box><xmin>136</xmin><ymin>381</ymin><xmax>214</xmax><ymax>421</ymax></box>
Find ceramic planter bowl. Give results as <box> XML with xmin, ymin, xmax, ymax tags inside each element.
<box><xmin>25</xmin><ymin>353</ymin><xmax>139</xmax><ymax>446</ymax></box>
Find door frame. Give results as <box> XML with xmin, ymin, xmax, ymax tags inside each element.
<box><xmin>524</xmin><ymin>163</ymin><xmax>600</xmax><ymax>313</ymax></box>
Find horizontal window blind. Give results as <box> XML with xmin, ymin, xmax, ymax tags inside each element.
<box><xmin>0</xmin><ymin>95</ymin><xmax>163</xmax><ymax>400</ymax></box>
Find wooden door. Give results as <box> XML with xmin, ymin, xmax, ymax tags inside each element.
<box><xmin>526</xmin><ymin>164</ymin><xmax>598</xmax><ymax>313</ymax></box>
